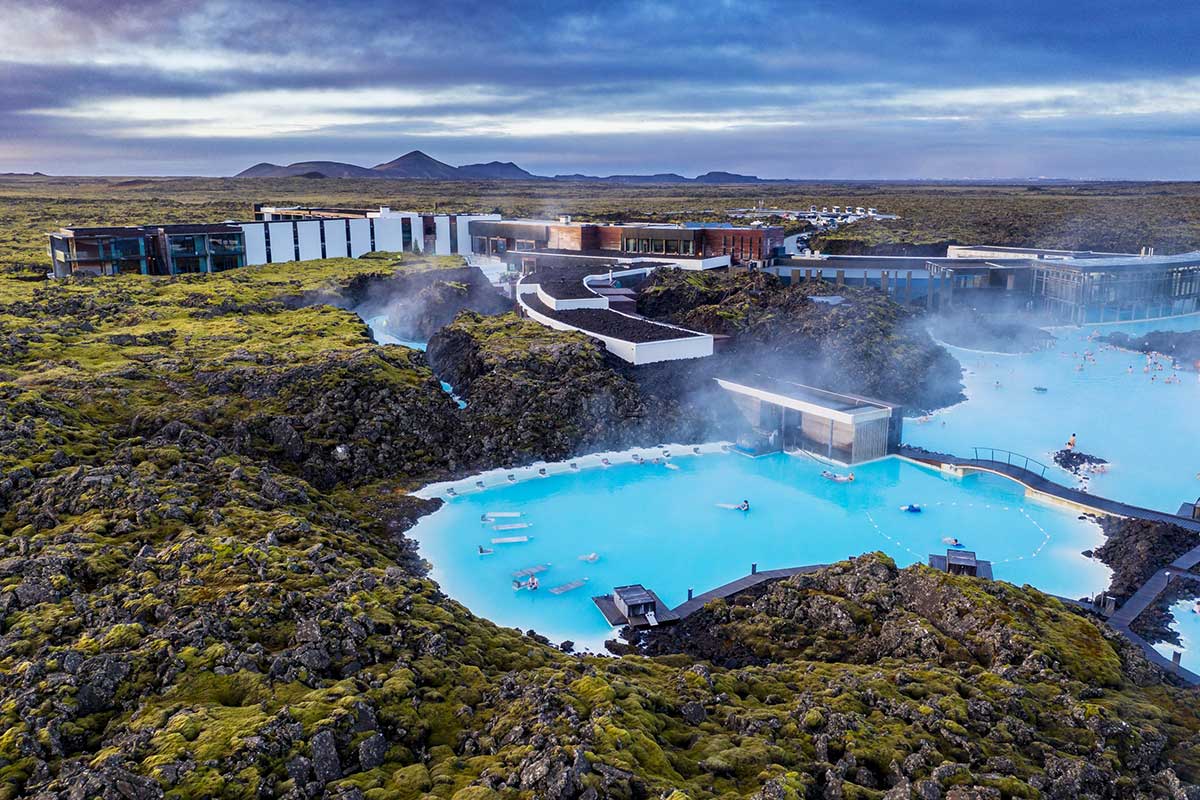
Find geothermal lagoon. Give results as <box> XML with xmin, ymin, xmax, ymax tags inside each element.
<box><xmin>410</xmin><ymin>451</ymin><xmax>1109</xmax><ymax>649</ymax></box>
<box><xmin>907</xmin><ymin>315</ymin><xmax>1200</xmax><ymax>515</ymax></box>
<box><xmin>391</xmin><ymin>310</ymin><xmax>1200</xmax><ymax>658</ymax></box>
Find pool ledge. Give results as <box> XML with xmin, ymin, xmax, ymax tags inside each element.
<box><xmin>414</xmin><ymin>441</ymin><xmax>734</xmax><ymax>501</ymax></box>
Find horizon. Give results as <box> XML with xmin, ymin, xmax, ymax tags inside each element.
<box><xmin>2</xmin><ymin>1</ymin><xmax>1199</xmax><ymax>180</ymax></box>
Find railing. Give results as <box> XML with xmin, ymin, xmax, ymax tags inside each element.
<box><xmin>970</xmin><ymin>447</ymin><xmax>1050</xmax><ymax>478</ymax></box>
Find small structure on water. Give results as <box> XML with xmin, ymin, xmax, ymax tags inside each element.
<box><xmin>593</xmin><ymin>584</ymin><xmax>680</xmax><ymax>629</ymax></box>
<box><xmin>928</xmin><ymin>549</ymin><xmax>993</xmax><ymax>579</ymax></box>
<box><xmin>716</xmin><ymin>375</ymin><xmax>902</xmax><ymax>464</ymax></box>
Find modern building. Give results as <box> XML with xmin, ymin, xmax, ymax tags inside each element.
<box><xmin>1026</xmin><ymin>251</ymin><xmax>1200</xmax><ymax>323</ymax></box>
<box><xmin>48</xmin><ymin>206</ymin><xmax>503</xmax><ymax>278</ymax></box>
<box><xmin>516</xmin><ymin>264</ymin><xmax>714</xmax><ymax>364</ymax></box>
<box><xmin>468</xmin><ymin>218</ymin><xmax>784</xmax><ymax>273</ymax></box>
<box><xmin>715</xmin><ymin>376</ymin><xmax>903</xmax><ymax>464</ymax></box>
<box><xmin>256</xmin><ymin>205</ymin><xmax>499</xmax><ymax>256</ymax></box>
<box><xmin>48</xmin><ymin>224</ymin><xmax>248</xmax><ymax>277</ymax></box>
<box><xmin>774</xmin><ymin>248</ymin><xmax>1200</xmax><ymax>322</ymax></box>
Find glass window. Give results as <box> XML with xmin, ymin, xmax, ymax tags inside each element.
<box><xmin>665</xmin><ymin>240</ymin><xmax>679</xmax><ymax>255</ymax></box>
<box><xmin>652</xmin><ymin>239</ymin><xmax>665</xmax><ymax>254</ymax></box>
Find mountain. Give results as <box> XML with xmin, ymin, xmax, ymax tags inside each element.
<box><xmin>235</xmin><ymin>161</ymin><xmax>376</xmax><ymax>178</ymax></box>
<box><xmin>456</xmin><ymin>160</ymin><xmax>537</xmax><ymax>180</ymax></box>
<box><xmin>370</xmin><ymin>150</ymin><xmax>461</xmax><ymax>179</ymax></box>
<box><xmin>234</xmin><ymin>150</ymin><xmax>770</xmax><ymax>182</ymax></box>
<box><xmin>694</xmin><ymin>170</ymin><xmax>760</xmax><ymax>183</ymax></box>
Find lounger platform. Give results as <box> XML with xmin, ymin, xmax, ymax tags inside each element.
<box><xmin>592</xmin><ymin>588</ymin><xmax>680</xmax><ymax>629</ymax></box>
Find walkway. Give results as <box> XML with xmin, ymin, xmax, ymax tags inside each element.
<box><xmin>898</xmin><ymin>445</ymin><xmax>1200</xmax><ymax>533</ymax></box>
<box><xmin>900</xmin><ymin>445</ymin><xmax>1200</xmax><ymax>685</ymax></box>
<box><xmin>671</xmin><ymin>565</ymin><xmax>828</xmax><ymax>618</ymax></box>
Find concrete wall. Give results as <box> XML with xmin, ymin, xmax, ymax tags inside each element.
<box><xmin>434</xmin><ymin>217</ymin><xmax>451</xmax><ymax>254</ymax></box>
<box><xmin>242</xmin><ymin>224</ymin><xmax>267</xmax><ymax>265</ymax></box>
<box><xmin>374</xmin><ymin>217</ymin><xmax>406</xmax><ymax>252</ymax></box>
<box><xmin>296</xmin><ymin>221</ymin><xmax>322</xmax><ymax>260</ymax></box>
<box><xmin>267</xmin><ymin>222</ymin><xmax>295</xmax><ymax>262</ymax></box>
<box><xmin>517</xmin><ymin>283</ymin><xmax>713</xmax><ymax>364</ymax></box>
<box><xmin>348</xmin><ymin>219</ymin><xmax>371</xmax><ymax>258</ymax></box>
<box><xmin>324</xmin><ymin>220</ymin><xmax>348</xmax><ymax>258</ymax></box>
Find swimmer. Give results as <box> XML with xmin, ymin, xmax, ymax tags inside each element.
<box><xmin>900</xmin><ymin>504</ymin><xmax>922</xmax><ymax>513</ymax></box>
<box><xmin>478</xmin><ymin>545</ymin><xmax>494</xmax><ymax>555</ymax></box>
<box><xmin>528</xmin><ymin>575</ymin><xmax>539</xmax><ymax>590</ymax></box>
<box><xmin>942</xmin><ymin>536</ymin><xmax>962</xmax><ymax>547</ymax></box>
<box><xmin>601</xmin><ymin>458</ymin><xmax>611</xmax><ymax>467</ymax></box>
<box><xmin>1066</xmin><ymin>433</ymin><xmax>1076</xmax><ymax>449</ymax></box>
<box><xmin>578</xmin><ymin>552</ymin><xmax>600</xmax><ymax>563</ymax></box>
<box><xmin>737</xmin><ymin>500</ymin><xmax>750</xmax><ymax>511</ymax></box>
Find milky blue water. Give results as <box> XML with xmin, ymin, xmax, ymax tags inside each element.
<box><xmin>906</xmin><ymin>315</ymin><xmax>1200</xmax><ymax>515</ymax></box>
<box><xmin>1154</xmin><ymin>596</ymin><xmax>1200</xmax><ymax>672</ymax></box>
<box><xmin>409</xmin><ymin>452</ymin><xmax>1108</xmax><ymax>648</ymax></box>
<box><xmin>365</xmin><ymin>315</ymin><xmax>466</xmax><ymax>407</ymax></box>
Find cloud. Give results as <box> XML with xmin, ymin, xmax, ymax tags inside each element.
<box><xmin>1</xmin><ymin>0</ymin><xmax>1198</xmax><ymax>177</ymax></box>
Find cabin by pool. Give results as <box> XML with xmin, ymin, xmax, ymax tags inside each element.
<box><xmin>408</xmin><ymin>450</ymin><xmax>1110</xmax><ymax>649</ymax></box>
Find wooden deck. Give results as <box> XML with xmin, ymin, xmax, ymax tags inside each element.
<box><xmin>592</xmin><ymin>588</ymin><xmax>680</xmax><ymax>629</ymax></box>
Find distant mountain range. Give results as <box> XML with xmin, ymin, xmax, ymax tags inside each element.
<box><xmin>235</xmin><ymin>150</ymin><xmax>766</xmax><ymax>183</ymax></box>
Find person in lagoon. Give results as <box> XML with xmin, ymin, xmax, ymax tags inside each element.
<box><xmin>478</xmin><ymin>545</ymin><xmax>493</xmax><ymax>555</ymax></box>
<box><xmin>737</xmin><ymin>500</ymin><xmax>750</xmax><ymax>511</ymax></box>
<box><xmin>528</xmin><ymin>575</ymin><xmax>539</xmax><ymax>590</ymax></box>
<box><xmin>1066</xmin><ymin>433</ymin><xmax>1076</xmax><ymax>449</ymax></box>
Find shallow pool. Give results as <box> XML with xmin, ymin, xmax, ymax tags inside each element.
<box><xmin>906</xmin><ymin>314</ymin><xmax>1200</xmax><ymax>514</ymax></box>
<box><xmin>409</xmin><ymin>452</ymin><xmax>1108</xmax><ymax>648</ymax></box>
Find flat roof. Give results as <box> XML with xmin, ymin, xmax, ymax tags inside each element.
<box><xmin>614</xmin><ymin>585</ymin><xmax>655</xmax><ymax>604</ymax></box>
<box><xmin>1042</xmin><ymin>251</ymin><xmax>1200</xmax><ymax>271</ymax></box>
<box><xmin>716</xmin><ymin>376</ymin><xmax>896</xmax><ymax>424</ymax></box>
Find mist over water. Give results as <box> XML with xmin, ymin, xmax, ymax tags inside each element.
<box><xmin>906</xmin><ymin>313</ymin><xmax>1200</xmax><ymax>513</ymax></box>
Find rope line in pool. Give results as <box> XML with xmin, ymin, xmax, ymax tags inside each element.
<box><xmin>864</xmin><ymin>502</ymin><xmax>1053</xmax><ymax>564</ymax></box>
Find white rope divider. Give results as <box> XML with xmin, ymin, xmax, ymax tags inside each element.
<box><xmin>865</xmin><ymin>504</ymin><xmax>1054</xmax><ymax>565</ymax></box>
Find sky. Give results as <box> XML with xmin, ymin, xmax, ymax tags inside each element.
<box><xmin>1</xmin><ymin>0</ymin><xmax>1199</xmax><ymax>179</ymax></box>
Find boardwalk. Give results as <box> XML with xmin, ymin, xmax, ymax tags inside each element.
<box><xmin>899</xmin><ymin>445</ymin><xmax>1200</xmax><ymax>685</ymax></box>
<box><xmin>671</xmin><ymin>565</ymin><xmax>828</xmax><ymax>618</ymax></box>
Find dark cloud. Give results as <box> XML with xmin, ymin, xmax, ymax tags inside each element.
<box><xmin>0</xmin><ymin>0</ymin><xmax>1197</xmax><ymax>177</ymax></box>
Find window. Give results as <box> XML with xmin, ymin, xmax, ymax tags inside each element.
<box><xmin>263</xmin><ymin>224</ymin><xmax>273</xmax><ymax>262</ymax></box>
<box><xmin>665</xmin><ymin>240</ymin><xmax>679</xmax><ymax>255</ymax></box>
<box><xmin>319</xmin><ymin>223</ymin><xmax>327</xmax><ymax>259</ymax></box>
<box><xmin>652</xmin><ymin>239</ymin><xmax>665</xmax><ymax>254</ymax></box>
<box><xmin>682</xmin><ymin>240</ymin><xmax>695</xmax><ymax>256</ymax></box>
<box><xmin>369</xmin><ymin>219</ymin><xmax>377</xmax><ymax>251</ymax></box>
<box><xmin>292</xmin><ymin>222</ymin><xmax>300</xmax><ymax>261</ymax></box>
<box><xmin>640</xmin><ymin>238</ymin><xmax>651</xmax><ymax>253</ymax></box>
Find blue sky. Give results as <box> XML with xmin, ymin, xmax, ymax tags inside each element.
<box><xmin>1</xmin><ymin>0</ymin><xmax>1198</xmax><ymax>178</ymax></box>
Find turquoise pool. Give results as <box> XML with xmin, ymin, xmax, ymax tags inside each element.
<box><xmin>906</xmin><ymin>314</ymin><xmax>1200</xmax><ymax>515</ymax></box>
<box><xmin>409</xmin><ymin>452</ymin><xmax>1109</xmax><ymax>648</ymax></box>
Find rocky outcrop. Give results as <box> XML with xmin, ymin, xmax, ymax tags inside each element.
<box><xmin>1094</xmin><ymin>517</ymin><xmax>1199</xmax><ymax>600</ymax></box>
<box><xmin>637</xmin><ymin>268</ymin><xmax>964</xmax><ymax>412</ymax></box>
<box><xmin>428</xmin><ymin>312</ymin><xmax>732</xmax><ymax>466</ymax></box>
<box><xmin>1</xmin><ymin>260</ymin><xmax>1198</xmax><ymax>799</ymax></box>
<box><xmin>1103</xmin><ymin>330</ymin><xmax>1200</xmax><ymax>371</ymax></box>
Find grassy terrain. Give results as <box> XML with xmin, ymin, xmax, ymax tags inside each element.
<box><xmin>0</xmin><ymin>257</ymin><xmax>1197</xmax><ymax>798</ymax></box>
<box><xmin>5</xmin><ymin>177</ymin><xmax>1200</xmax><ymax>272</ymax></box>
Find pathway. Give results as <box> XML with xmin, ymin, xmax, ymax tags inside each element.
<box><xmin>671</xmin><ymin>565</ymin><xmax>828</xmax><ymax>618</ymax></box>
<box><xmin>900</xmin><ymin>446</ymin><xmax>1200</xmax><ymax>684</ymax></box>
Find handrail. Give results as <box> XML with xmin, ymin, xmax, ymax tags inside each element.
<box><xmin>969</xmin><ymin>447</ymin><xmax>1050</xmax><ymax>478</ymax></box>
